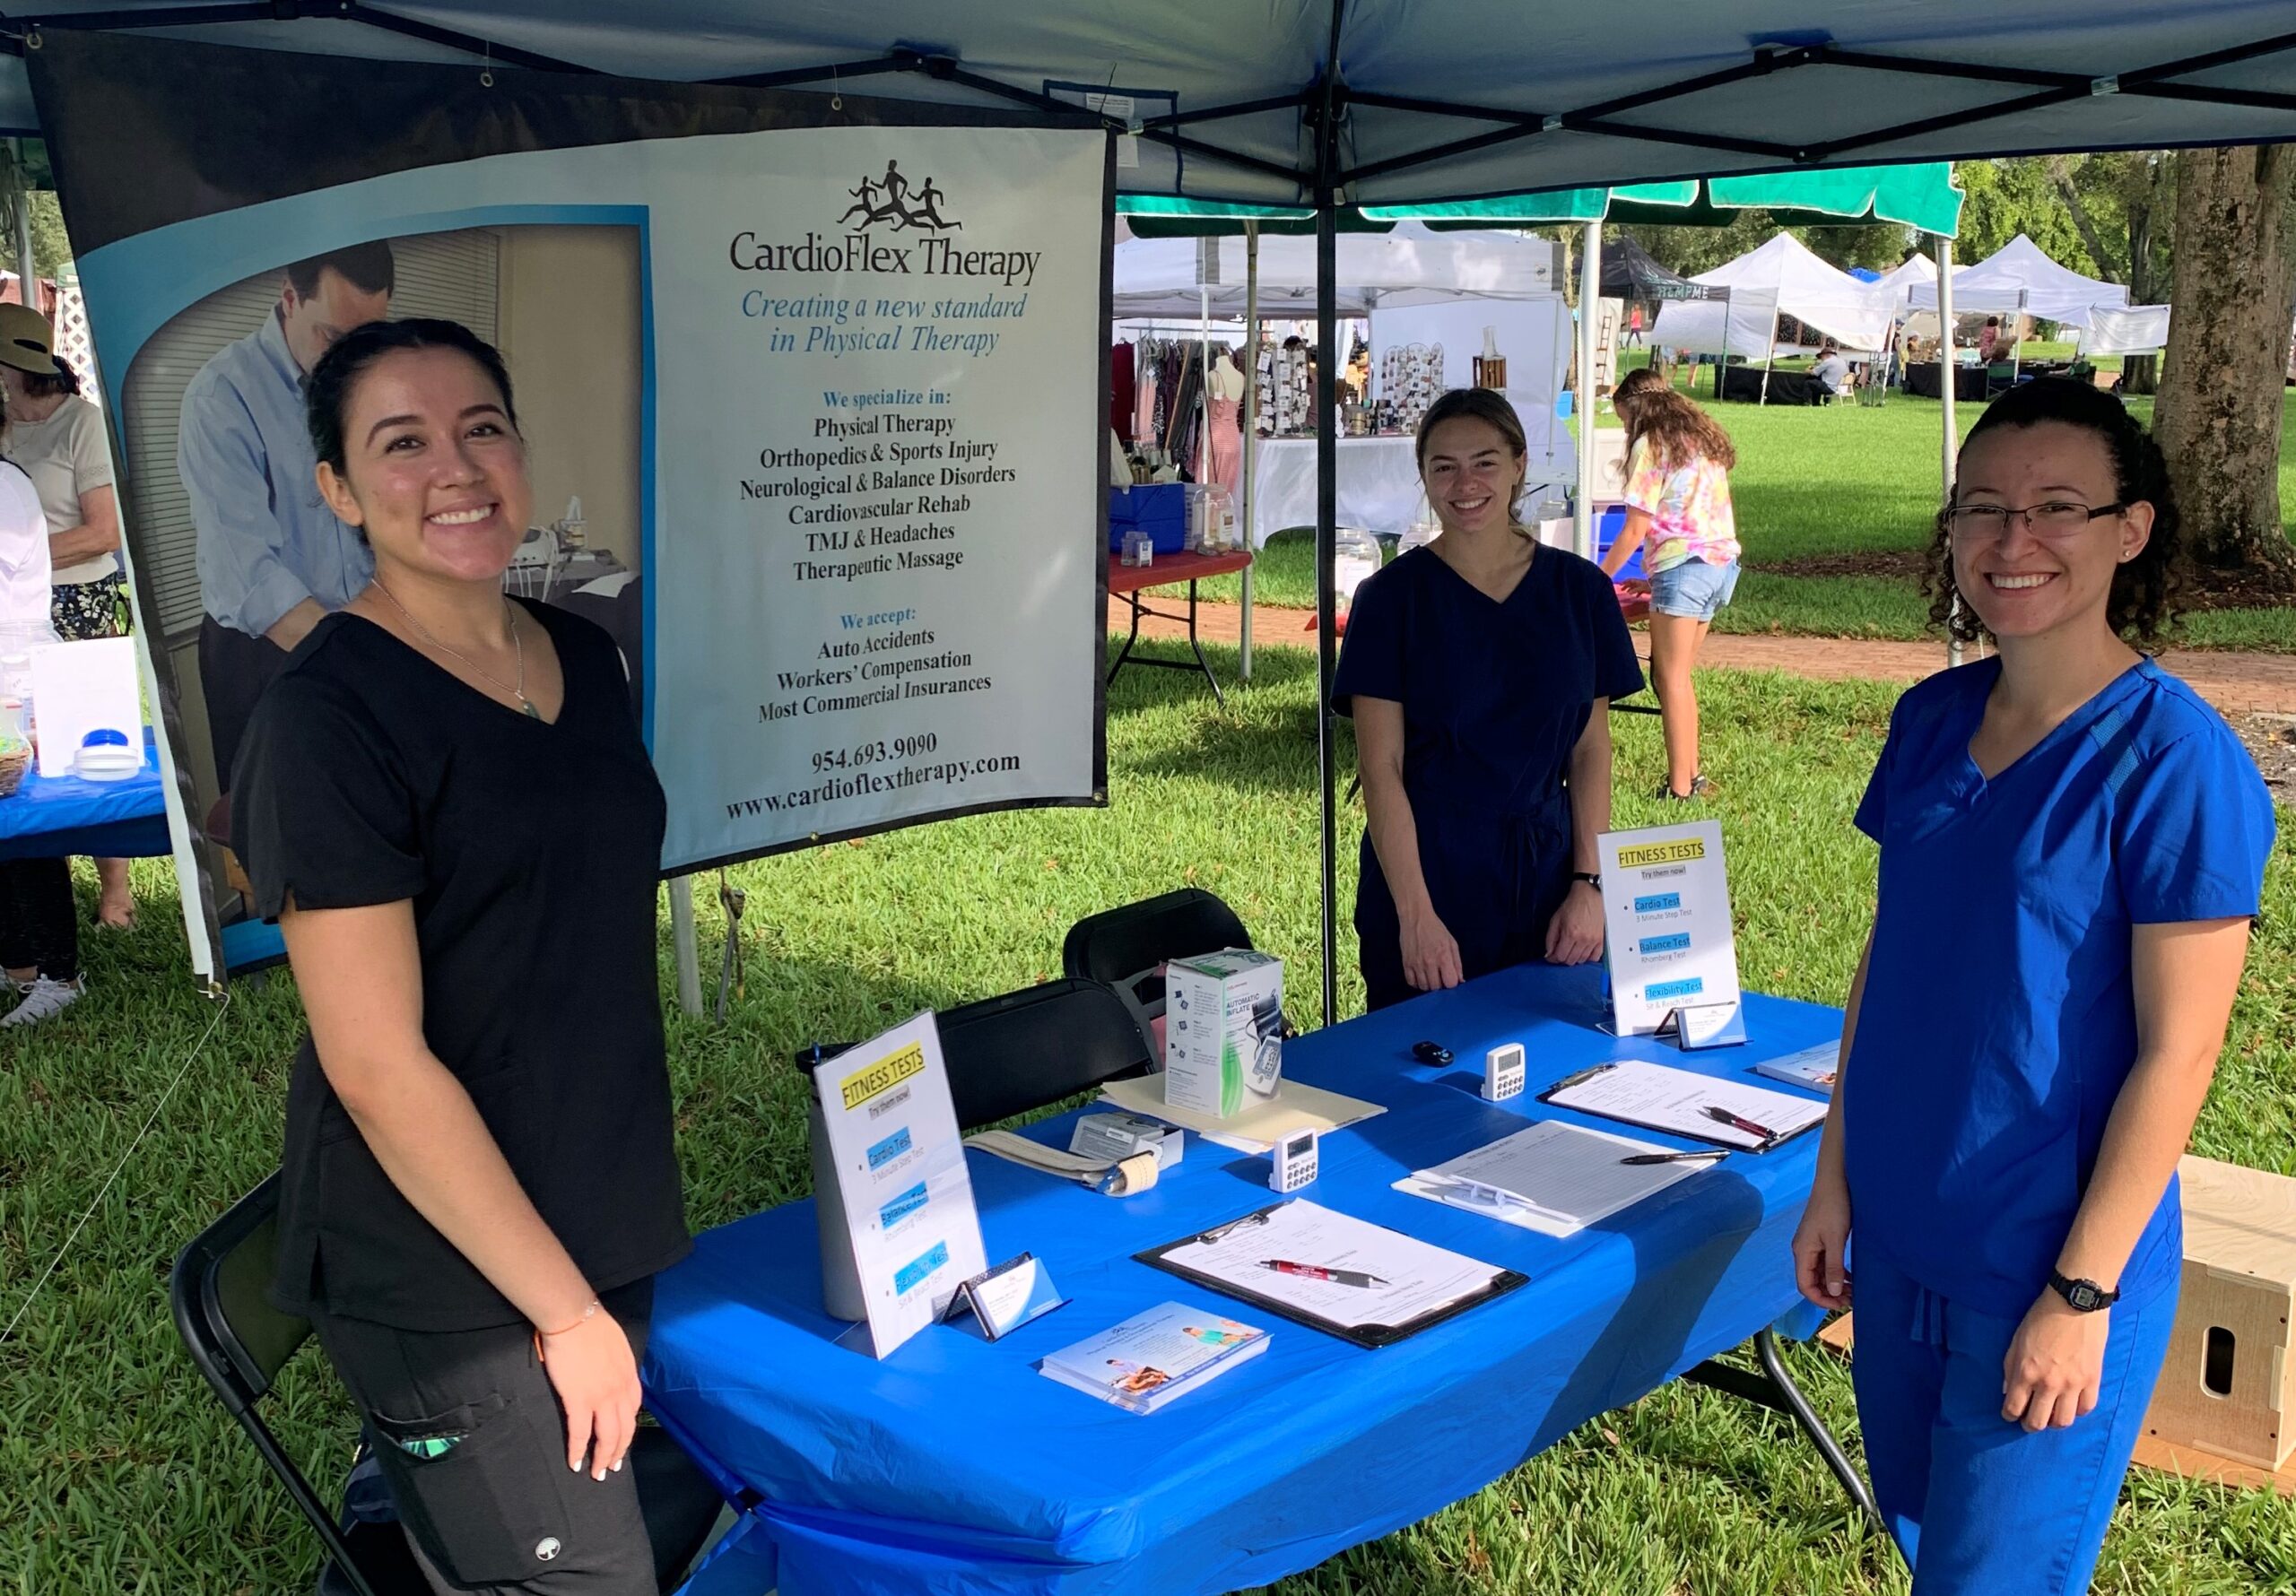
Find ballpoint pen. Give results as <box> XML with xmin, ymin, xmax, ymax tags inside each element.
<box><xmin>1619</xmin><ymin>1148</ymin><xmax>1731</xmax><ymax>1166</ymax></box>
<box><xmin>1258</xmin><ymin>1259</ymin><xmax>1387</xmax><ymax>1288</ymax></box>
<box><xmin>1704</xmin><ymin>1105</ymin><xmax>1777</xmax><ymax>1141</ymax></box>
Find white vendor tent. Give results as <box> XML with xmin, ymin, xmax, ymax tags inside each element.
<box><xmin>1908</xmin><ymin>233</ymin><xmax>2130</xmax><ymax>328</ymax></box>
<box><xmin>1111</xmin><ymin>222</ymin><xmax>1557</xmax><ymax>319</ymax></box>
<box><xmin>2083</xmin><ymin>304</ymin><xmax>2173</xmax><ymax>354</ymax></box>
<box><xmin>1651</xmin><ymin>231</ymin><xmax>1894</xmax><ymax>356</ymax></box>
<box><xmin>1871</xmin><ymin>253</ymin><xmax>1939</xmax><ymax>308</ymax></box>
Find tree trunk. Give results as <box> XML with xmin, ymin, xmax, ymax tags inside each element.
<box><xmin>2155</xmin><ymin>146</ymin><xmax>2294</xmax><ymax>582</ymax></box>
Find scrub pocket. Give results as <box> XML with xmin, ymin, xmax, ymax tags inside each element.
<box><xmin>367</xmin><ymin>1388</ymin><xmax>578</xmax><ymax>1585</ymax></box>
<box><xmin>1648</xmin><ymin>557</ymin><xmax>1740</xmax><ymax>620</ymax></box>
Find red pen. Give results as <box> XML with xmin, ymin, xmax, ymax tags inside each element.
<box><xmin>1258</xmin><ymin>1258</ymin><xmax>1386</xmax><ymax>1288</ymax></box>
<box><xmin>1704</xmin><ymin>1104</ymin><xmax>1777</xmax><ymax>1141</ymax></box>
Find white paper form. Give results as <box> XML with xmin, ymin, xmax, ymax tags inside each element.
<box><xmin>1395</xmin><ymin>1121</ymin><xmax>1711</xmax><ymax>1237</ymax></box>
<box><xmin>1542</xmin><ymin>1061</ymin><xmax>1829</xmax><ymax>1150</ymax></box>
<box><xmin>1154</xmin><ymin>1201</ymin><xmax>1506</xmax><ymax>1331</ymax></box>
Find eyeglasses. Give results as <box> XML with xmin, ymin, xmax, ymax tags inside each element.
<box><xmin>1948</xmin><ymin>500</ymin><xmax>2126</xmax><ymax>540</ymax></box>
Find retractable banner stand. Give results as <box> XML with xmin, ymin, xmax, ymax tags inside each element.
<box><xmin>29</xmin><ymin>33</ymin><xmax>1112</xmax><ymax>976</ymax></box>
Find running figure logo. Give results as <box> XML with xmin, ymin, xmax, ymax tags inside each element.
<box><xmin>839</xmin><ymin>160</ymin><xmax>963</xmax><ymax>232</ymax></box>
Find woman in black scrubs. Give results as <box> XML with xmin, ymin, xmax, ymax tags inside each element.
<box><xmin>1333</xmin><ymin>388</ymin><xmax>1644</xmax><ymax>1010</ymax></box>
<box><xmin>233</xmin><ymin>318</ymin><xmax>687</xmax><ymax>1594</ymax></box>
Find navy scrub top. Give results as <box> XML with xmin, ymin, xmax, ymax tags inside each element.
<box><xmin>1333</xmin><ymin>543</ymin><xmax>1644</xmax><ymax>1007</ymax></box>
<box><xmin>1848</xmin><ymin>655</ymin><xmax>2275</xmax><ymax>1320</ymax></box>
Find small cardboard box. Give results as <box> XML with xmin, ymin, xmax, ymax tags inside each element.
<box><xmin>2142</xmin><ymin>1155</ymin><xmax>2296</xmax><ymax>1469</ymax></box>
<box><xmin>1162</xmin><ymin>949</ymin><xmax>1283</xmax><ymax>1118</ymax></box>
<box><xmin>1069</xmin><ymin>1111</ymin><xmax>1183</xmax><ymax>1170</ymax></box>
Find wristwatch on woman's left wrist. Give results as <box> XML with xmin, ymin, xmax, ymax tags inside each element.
<box><xmin>1570</xmin><ymin>872</ymin><xmax>1601</xmax><ymax>891</ymax></box>
<box><xmin>2048</xmin><ymin>1270</ymin><xmax>2118</xmax><ymax>1313</ymax></box>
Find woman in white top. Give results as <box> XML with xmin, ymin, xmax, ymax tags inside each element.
<box><xmin>0</xmin><ymin>429</ymin><xmax>81</xmax><ymax>1027</ymax></box>
<box><xmin>0</xmin><ymin>303</ymin><xmax>133</xmax><ymax>930</ymax></box>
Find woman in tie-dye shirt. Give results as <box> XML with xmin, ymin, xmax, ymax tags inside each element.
<box><xmin>1600</xmin><ymin>368</ymin><xmax>1743</xmax><ymax>800</ymax></box>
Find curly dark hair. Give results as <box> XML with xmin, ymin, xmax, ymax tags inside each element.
<box><xmin>1926</xmin><ymin>377</ymin><xmax>2183</xmax><ymax>646</ymax></box>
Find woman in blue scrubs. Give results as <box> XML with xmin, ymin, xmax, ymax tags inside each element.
<box><xmin>1793</xmin><ymin>378</ymin><xmax>2275</xmax><ymax>1592</ymax></box>
<box><xmin>1334</xmin><ymin>388</ymin><xmax>1644</xmax><ymax>1011</ymax></box>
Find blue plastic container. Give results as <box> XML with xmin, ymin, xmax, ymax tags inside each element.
<box><xmin>1109</xmin><ymin>484</ymin><xmax>1189</xmax><ymax>554</ymax></box>
<box><xmin>1593</xmin><ymin>504</ymin><xmax>1645</xmax><ymax>580</ymax></box>
<box><xmin>1555</xmin><ymin>391</ymin><xmax>1575</xmax><ymax>420</ymax></box>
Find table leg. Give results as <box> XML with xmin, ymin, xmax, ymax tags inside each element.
<box><xmin>1682</xmin><ymin>1328</ymin><xmax>1883</xmax><ymax>1533</ymax></box>
<box><xmin>1185</xmin><ymin>579</ymin><xmax>1226</xmax><ymax>711</ymax></box>
<box><xmin>1107</xmin><ymin>588</ymin><xmax>1145</xmax><ymax>685</ymax></box>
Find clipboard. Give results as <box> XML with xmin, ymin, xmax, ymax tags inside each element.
<box><xmin>1134</xmin><ymin>1201</ymin><xmax>1526</xmax><ymax>1349</ymax></box>
<box><xmin>1536</xmin><ymin>1062</ymin><xmax>1824</xmax><ymax>1153</ymax></box>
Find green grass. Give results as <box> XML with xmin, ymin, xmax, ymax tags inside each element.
<box><xmin>7</xmin><ymin>650</ymin><xmax>2296</xmax><ymax>1593</ymax></box>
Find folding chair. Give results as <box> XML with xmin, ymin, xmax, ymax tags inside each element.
<box><xmin>1061</xmin><ymin>888</ymin><xmax>1257</xmax><ymax>1058</ymax></box>
<box><xmin>171</xmin><ymin>1175</ymin><xmax>726</xmax><ymax>1596</ymax></box>
<box><xmin>935</xmin><ymin>977</ymin><xmax>1157</xmax><ymax>1131</ymax></box>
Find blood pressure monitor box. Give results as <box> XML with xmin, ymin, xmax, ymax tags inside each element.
<box><xmin>1162</xmin><ymin>950</ymin><xmax>1284</xmax><ymax>1117</ymax></box>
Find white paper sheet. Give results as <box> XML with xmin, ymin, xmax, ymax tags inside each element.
<box><xmin>1543</xmin><ymin>1062</ymin><xmax>1829</xmax><ymax>1150</ymax></box>
<box><xmin>1396</xmin><ymin>1121</ymin><xmax>1711</xmax><ymax>1237</ymax></box>
<box><xmin>1596</xmin><ymin>820</ymin><xmax>1743</xmax><ymax>1035</ymax></box>
<box><xmin>1155</xmin><ymin>1200</ymin><xmax>1505</xmax><ymax>1331</ymax></box>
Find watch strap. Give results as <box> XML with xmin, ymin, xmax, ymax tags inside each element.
<box><xmin>1570</xmin><ymin>872</ymin><xmax>1601</xmax><ymax>889</ymax></box>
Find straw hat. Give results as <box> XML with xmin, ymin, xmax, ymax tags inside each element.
<box><xmin>0</xmin><ymin>304</ymin><xmax>59</xmax><ymax>375</ymax></box>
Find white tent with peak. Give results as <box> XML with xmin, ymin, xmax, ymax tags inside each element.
<box><xmin>1908</xmin><ymin>232</ymin><xmax>2129</xmax><ymax>328</ymax></box>
<box><xmin>1871</xmin><ymin>251</ymin><xmax>1938</xmax><ymax>308</ymax></box>
<box><xmin>1649</xmin><ymin>231</ymin><xmax>1895</xmax><ymax>358</ymax></box>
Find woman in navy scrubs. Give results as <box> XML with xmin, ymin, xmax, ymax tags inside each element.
<box><xmin>1334</xmin><ymin>388</ymin><xmax>1643</xmax><ymax>1011</ymax></box>
<box><xmin>1793</xmin><ymin>379</ymin><xmax>2274</xmax><ymax>1592</ymax></box>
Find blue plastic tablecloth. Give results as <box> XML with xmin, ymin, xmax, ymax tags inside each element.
<box><xmin>0</xmin><ymin>729</ymin><xmax>169</xmax><ymax>861</ymax></box>
<box><xmin>646</xmin><ymin>964</ymin><xmax>1839</xmax><ymax>1596</ymax></box>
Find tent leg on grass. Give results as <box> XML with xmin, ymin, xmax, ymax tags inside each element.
<box><xmin>1241</xmin><ymin>222</ymin><xmax>1258</xmax><ymax>681</ymax></box>
<box><xmin>1572</xmin><ymin>221</ymin><xmax>1604</xmax><ymax>559</ymax></box>
<box><xmin>1313</xmin><ymin>54</ymin><xmax>1341</xmax><ymax>1028</ymax></box>
<box><xmin>669</xmin><ymin>875</ymin><xmax>703</xmax><ymax>1017</ymax></box>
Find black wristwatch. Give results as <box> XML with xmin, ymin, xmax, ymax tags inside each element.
<box><xmin>2048</xmin><ymin>1270</ymin><xmax>2120</xmax><ymax>1313</ymax></box>
<box><xmin>1570</xmin><ymin>872</ymin><xmax>1601</xmax><ymax>890</ymax></box>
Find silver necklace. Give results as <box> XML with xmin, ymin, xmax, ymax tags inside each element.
<box><xmin>370</xmin><ymin>578</ymin><xmax>540</xmax><ymax>718</ymax></box>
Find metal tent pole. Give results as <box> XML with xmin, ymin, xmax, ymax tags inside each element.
<box><xmin>1760</xmin><ymin>306</ymin><xmax>1779</xmax><ymax>405</ymax></box>
<box><xmin>1936</xmin><ymin>234</ymin><xmax>1962</xmax><ymax>670</ymax></box>
<box><xmin>1573</xmin><ymin>221</ymin><xmax>1603</xmax><ymax>558</ymax></box>
<box><xmin>1242</xmin><ymin>222</ymin><xmax>1259</xmax><ymax>679</ymax></box>
<box><xmin>668</xmin><ymin>876</ymin><xmax>703</xmax><ymax>1016</ymax></box>
<box><xmin>10</xmin><ymin>145</ymin><xmax>33</xmax><ymax>308</ymax></box>
<box><xmin>1312</xmin><ymin>20</ymin><xmax>1343</xmax><ymax>1028</ymax></box>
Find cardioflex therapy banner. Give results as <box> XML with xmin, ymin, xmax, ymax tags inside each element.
<box><xmin>30</xmin><ymin>34</ymin><xmax>1111</xmax><ymax>975</ymax></box>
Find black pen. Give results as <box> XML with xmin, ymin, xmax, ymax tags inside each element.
<box><xmin>1704</xmin><ymin>1105</ymin><xmax>1777</xmax><ymax>1141</ymax></box>
<box><xmin>1619</xmin><ymin>1149</ymin><xmax>1730</xmax><ymax>1166</ymax></box>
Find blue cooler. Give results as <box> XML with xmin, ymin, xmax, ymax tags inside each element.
<box><xmin>1593</xmin><ymin>504</ymin><xmax>1644</xmax><ymax>580</ymax></box>
<box><xmin>1109</xmin><ymin>484</ymin><xmax>1189</xmax><ymax>554</ymax></box>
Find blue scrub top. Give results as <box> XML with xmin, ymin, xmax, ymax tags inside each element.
<box><xmin>1333</xmin><ymin>543</ymin><xmax>1644</xmax><ymax>1006</ymax></box>
<box><xmin>1848</xmin><ymin>656</ymin><xmax>2275</xmax><ymax>1318</ymax></box>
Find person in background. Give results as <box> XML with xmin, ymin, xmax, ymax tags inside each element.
<box><xmin>1334</xmin><ymin>387</ymin><xmax>1642</xmax><ymax>1010</ymax></box>
<box><xmin>0</xmin><ymin>418</ymin><xmax>80</xmax><ymax>1028</ymax></box>
<box><xmin>0</xmin><ymin>303</ymin><xmax>135</xmax><ymax>930</ymax></box>
<box><xmin>1601</xmin><ymin>366</ymin><xmax>1741</xmax><ymax>799</ymax></box>
<box><xmin>1792</xmin><ymin>379</ymin><xmax>2274</xmax><ymax>1592</ymax></box>
<box><xmin>1810</xmin><ymin>339</ymin><xmax>1852</xmax><ymax>396</ymax></box>
<box><xmin>234</xmin><ymin>319</ymin><xmax>689</xmax><ymax>1591</ymax></box>
<box><xmin>182</xmin><ymin>241</ymin><xmax>395</xmax><ymax>791</ymax></box>
<box><xmin>1978</xmin><ymin>315</ymin><xmax>2004</xmax><ymax>363</ymax></box>
<box><xmin>1625</xmin><ymin>301</ymin><xmax>1646</xmax><ymax>348</ymax></box>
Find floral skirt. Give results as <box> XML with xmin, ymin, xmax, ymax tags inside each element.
<box><xmin>51</xmin><ymin>572</ymin><xmax>127</xmax><ymax>640</ymax></box>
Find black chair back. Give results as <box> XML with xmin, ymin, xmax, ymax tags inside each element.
<box><xmin>171</xmin><ymin>1175</ymin><xmax>725</xmax><ymax>1595</ymax></box>
<box><xmin>936</xmin><ymin>978</ymin><xmax>1155</xmax><ymax>1131</ymax></box>
<box><xmin>1061</xmin><ymin>888</ymin><xmax>1252</xmax><ymax>985</ymax></box>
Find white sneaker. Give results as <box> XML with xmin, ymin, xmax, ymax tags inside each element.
<box><xmin>1</xmin><ymin>976</ymin><xmax>82</xmax><ymax>1028</ymax></box>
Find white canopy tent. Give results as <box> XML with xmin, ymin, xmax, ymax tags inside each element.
<box><xmin>1908</xmin><ymin>232</ymin><xmax>2130</xmax><ymax>328</ymax></box>
<box><xmin>2082</xmin><ymin>303</ymin><xmax>2173</xmax><ymax>354</ymax></box>
<box><xmin>1650</xmin><ymin>231</ymin><xmax>1895</xmax><ymax>359</ymax></box>
<box><xmin>1111</xmin><ymin>221</ymin><xmax>1558</xmax><ymax>319</ymax></box>
<box><xmin>1872</xmin><ymin>252</ymin><xmax>1940</xmax><ymax>308</ymax></box>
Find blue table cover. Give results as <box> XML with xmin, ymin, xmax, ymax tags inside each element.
<box><xmin>646</xmin><ymin>964</ymin><xmax>1840</xmax><ymax>1596</ymax></box>
<box><xmin>0</xmin><ymin>729</ymin><xmax>169</xmax><ymax>861</ymax></box>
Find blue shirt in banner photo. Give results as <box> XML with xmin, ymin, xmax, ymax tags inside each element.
<box><xmin>1845</xmin><ymin>655</ymin><xmax>2275</xmax><ymax>1320</ymax></box>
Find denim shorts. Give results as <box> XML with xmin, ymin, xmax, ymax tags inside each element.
<box><xmin>1648</xmin><ymin>556</ymin><xmax>1740</xmax><ymax>621</ymax></box>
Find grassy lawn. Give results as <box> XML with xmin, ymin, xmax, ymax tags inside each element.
<box><xmin>7</xmin><ymin>649</ymin><xmax>2295</xmax><ymax>1592</ymax></box>
<box><xmin>1199</xmin><ymin>389</ymin><xmax>2296</xmax><ymax>651</ymax></box>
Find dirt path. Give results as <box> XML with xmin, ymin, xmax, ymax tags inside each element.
<box><xmin>1118</xmin><ymin>600</ymin><xmax>2296</xmax><ymax>717</ymax></box>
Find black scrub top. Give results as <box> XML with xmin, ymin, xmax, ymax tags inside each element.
<box><xmin>1333</xmin><ymin>543</ymin><xmax>1644</xmax><ymax>1006</ymax></box>
<box><xmin>234</xmin><ymin>598</ymin><xmax>690</xmax><ymax>1331</ymax></box>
